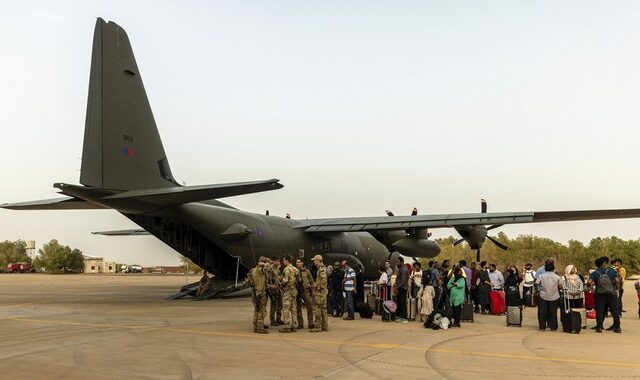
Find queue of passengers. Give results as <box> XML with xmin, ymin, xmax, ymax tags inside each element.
<box><xmin>246</xmin><ymin>253</ymin><xmax>635</xmax><ymax>334</ymax></box>
<box><xmin>370</xmin><ymin>255</ymin><xmax>631</xmax><ymax>333</ymax></box>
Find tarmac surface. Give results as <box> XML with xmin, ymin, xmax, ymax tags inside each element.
<box><xmin>1</xmin><ymin>274</ymin><xmax>639</xmax><ymax>380</ymax></box>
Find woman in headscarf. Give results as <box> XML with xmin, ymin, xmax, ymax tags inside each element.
<box><xmin>447</xmin><ymin>267</ymin><xmax>466</xmax><ymax>327</ymax></box>
<box><xmin>560</xmin><ymin>264</ymin><xmax>585</xmax><ymax>333</ymax></box>
<box><xmin>477</xmin><ymin>261</ymin><xmax>491</xmax><ymax>314</ymax></box>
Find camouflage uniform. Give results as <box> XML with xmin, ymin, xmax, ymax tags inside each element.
<box><xmin>247</xmin><ymin>259</ymin><xmax>269</xmax><ymax>334</ymax></box>
<box><xmin>196</xmin><ymin>272</ymin><xmax>211</xmax><ymax>296</ymax></box>
<box><xmin>279</xmin><ymin>262</ymin><xmax>298</xmax><ymax>332</ymax></box>
<box><xmin>311</xmin><ymin>257</ymin><xmax>329</xmax><ymax>332</ymax></box>
<box><xmin>296</xmin><ymin>267</ymin><xmax>315</xmax><ymax>329</ymax></box>
<box><xmin>267</xmin><ymin>263</ymin><xmax>283</xmax><ymax>325</ymax></box>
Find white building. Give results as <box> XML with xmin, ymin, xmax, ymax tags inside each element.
<box><xmin>83</xmin><ymin>255</ymin><xmax>116</xmax><ymax>273</ymax></box>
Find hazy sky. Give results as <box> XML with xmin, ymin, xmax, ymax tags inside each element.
<box><xmin>2</xmin><ymin>1</ymin><xmax>640</xmax><ymax>266</ymax></box>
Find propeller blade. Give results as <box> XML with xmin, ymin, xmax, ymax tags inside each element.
<box><xmin>486</xmin><ymin>224</ymin><xmax>503</xmax><ymax>231</ymax></box>
<box><xmin>487</xmin><ymin>235</ymin><xmax>510</xmax><ymax>251</ymax></box>
<box><xmin>481</xmin><ymin>198</ymin><xmax>487</xmax><ymax>213</ymax></box>
<box><xmin>476</xmin><ymin>249</ymin><xmax>481</xmax><ymax>262</ymax></box>
<box><xmin>453</xmin><ymin>238</ymin><xmax>465</xmax><ymax>246</ymax></box>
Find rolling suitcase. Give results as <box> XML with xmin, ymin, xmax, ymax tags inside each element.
<box><xmin>382</xmin><ymin>300</ymin><xmax>396</xmax><ymax>322</ymax></box>
<box><xmin>407</xmin><ymin>297</ymin><xmax>417</xmax><ymax>321</ymax></box>
<box><xmin>562</xmin><ymin>296</ymin><xmax>581</xmax><ymax>334</ymax></box>
<box><xmin>506</xmin><ymin>306</ymin><xmax>522</xmax><ymax>326</ymax></box>
<box><xmin>490</xmin><ymin>290</ymin><xmax>506</xmax><ymax>315</ymax></box>
<box><xmin>460</xmin><ymin>293</ymin><xmax>474</xmax><ymax>322</ymax></box>
<box><xmin>524</xmin><ymin>291</ymin><xmax>538</xmax><ymax>307</ymax></box>
<box><xmin>461</xmin><ymin>302</ymin><xmax>474</xmax><ymax>322</ymax></box>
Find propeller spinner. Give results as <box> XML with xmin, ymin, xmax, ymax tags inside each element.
<box><xmin>453</xmin><ymin>199</ymin><xmax>510</xmax><ymax>261</ymax></box>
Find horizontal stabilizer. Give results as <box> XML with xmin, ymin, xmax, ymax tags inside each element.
<box><xmin>0</xmin><ymin>197</ymin><xmax>106</xmax><ymax>210</ymax></box>
<box><xmin>92</xmin><ymin>229</ymin><xmax>150</xmax><ymax>236</ymax></box>
<box><xmin>103</xmin><ymin>179</ymin><xmax>283</xmax><ymax>205</ymax></box>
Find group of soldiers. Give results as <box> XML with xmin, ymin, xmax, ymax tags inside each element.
<box><xmin>247</xmin><ymin>254</ymin><xmax>329</xmax><ymax>334</ymax></box>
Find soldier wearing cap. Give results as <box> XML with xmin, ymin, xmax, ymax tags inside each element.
<box><xmin>247</xmin><ymin>257</ymin><xmax>269</xmax><ymax>334</ymax></box>
<box><xmin>310</xmin><ymin>254</ymin><xmax>329</xmax><ymax>332</ymax></box>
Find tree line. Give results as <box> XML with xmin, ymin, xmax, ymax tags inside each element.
<box><xmin>0</xmin><ymin>239</ymin><xmax>84</xmax><ymax>273</ymax></box>
<box><xmin>3</xmin><ymin>233</ymin><xmax>639</xmax><ymax>275</ymax></box>
<box><xmin>431</xmin><ymin>232</ymin><xmax>640</xmax><ymax>275</ymax></box>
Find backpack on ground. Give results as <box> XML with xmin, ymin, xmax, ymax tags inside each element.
<box><xmin>357</xmin><ymin>302</ymin><xmax>373</xmax><ymax>319</ymax></box>
<box><xmin>424</xmin><ymin>309</ymin><xmax>446</xmax><ymax>330</ymax></box>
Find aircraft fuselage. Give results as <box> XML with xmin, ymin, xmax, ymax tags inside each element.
<box><xmin>127</xmin><ymin>202</ymin><xmax>393</xmax><ymax>280</ymax></box>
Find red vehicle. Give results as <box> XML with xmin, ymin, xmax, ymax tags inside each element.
<box><xmin>7</xmin><ymin>262</ymin><xmax>32</xmax><ymax>273</ymax></box>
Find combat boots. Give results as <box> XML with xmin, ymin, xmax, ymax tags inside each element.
<box><xmin>279</xmin><ymin>327</ymin><xmax>292</xmax><ymax>333</ymax></box>
<box><xmin>256</xmin><ymin>328</ymin><xmax>268</xmax><ymax>334</ymax></box>
<box><xmin>309</xmin><ymin>327</ymin><xmax>321</xmax><ymax>333</ymax></box>
<box><xmin>290</xmin><ymin>327</ymin><xmax>297</xmax><ymax>332</ymax></box>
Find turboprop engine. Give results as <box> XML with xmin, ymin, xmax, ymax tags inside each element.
<box><xmin>392</xmin><ymin>238</ymin><xmax>441</xmax><ymax>258</ymax></box>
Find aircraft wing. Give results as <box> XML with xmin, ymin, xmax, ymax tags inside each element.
<box><xmin>296</xmin><ymin>208</ymin><xmax>640</xmax><ymax>232</ymax></box>
<box><xmin>0</xmin><ymin>197</ymin><xmax>107</xmax><ymax>210</ymax></box>
<box><xmin>99</xmin><ymin>179</ymin><xmax>283</xmax><ymax>205</ymax></box>
<box><xmin>92</xmin><ymin>229</ymin><xmax>150</xmax><ymax>236</ymax></box>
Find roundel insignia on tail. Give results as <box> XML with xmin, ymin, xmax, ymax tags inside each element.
<box><xmin>123</xmin><ymin>147</ymin><xmax>135</xmax><ymax>157</ymax></box>
<box><xmin>256</xmin><ymin>228</ymin><xmax>265</xmax><ymax>240</ymax></box>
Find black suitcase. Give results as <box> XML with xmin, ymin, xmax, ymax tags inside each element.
<box><xmin>506</xmin><ymin>306</ymin><xmax>523</xmax><ymax>326</ymax></box>
<box><xmin>562</xmin><ymin>297</ymin><xmax>581</xmax><ymax>334</ymax></box>
<box><xmin>357</xmin><ymin>302</ymin><xmax>373</xmax><ymax>319</ymax></box>
<box><xmin>524</xmin><ymin>292</ymin><xmax>537</xmax><ymax>307</ymax></box>
<box><xmin>461</xmin><ymin>302</ymin><xmax>474</xmax><ymax>322</ymax></box>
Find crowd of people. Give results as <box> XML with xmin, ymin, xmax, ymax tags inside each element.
<box><xmin>243</xmin><ymin>252</ymin><xmax>638</xmax><ymax>334</ymax></box>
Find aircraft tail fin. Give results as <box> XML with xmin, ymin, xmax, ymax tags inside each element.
<box><xmin>80</xmin><ymin>18</ymin><xmax>178</xmax><ymax>191</ymax></box>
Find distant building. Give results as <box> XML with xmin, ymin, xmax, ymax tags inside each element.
<box><xmin>83</xmin><ymin>255</ymin><xmax>116</xmax><ymax>273</ymax></box>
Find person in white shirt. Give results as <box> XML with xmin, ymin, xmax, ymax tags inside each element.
<box><xmin>409</xmin><ymin>262</ymin><xmax>423</xmax><ymax>299</ymax></box>
<box><xmin>378</xmin><ymin>266</ymin><xmax>389</xmax><ymax>286</ymax></box>
<box><xmin>522</xmin><ymin>263</ymin><xmax>536</xmax><ymax>305</ymax></box>
<box><xmin>488</xmin><ymin>264</ymin><xmax>505</xmax><ymax>290</ymax></box>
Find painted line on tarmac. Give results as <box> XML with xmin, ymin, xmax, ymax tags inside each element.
<box><xmin>0</xmin><ymin>301</ymin><xmax>46</xmax><ymax>309</ymax></box>
<box><xmin>10</xmin><ymin>317</ymin><xmax>640</xmax><ymax>369</ymax></box>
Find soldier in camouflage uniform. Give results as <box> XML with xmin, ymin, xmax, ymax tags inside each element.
<box><xmin>295</xmin><ymin>258</ymin><xmax>315</xmax><ymax>329</ymax></box>
<box><xmin>247</xmin><ymin>257</ymin><xmax>269</xmax><ymax>334</ymax></box>
<box><xmin>310</xmin><ymin>254</ymin><xmax>329</xmax><ymax>332</ymax></box>
<box><xmin>196</xmin><ymin>270</ymin><xmax>211</xmax><ymax>296</ymax></box>
<box><xmin>279</xmin><ymin>255</ymin><xmax>298</xmax><ymax>333</ymax></box>
<box><xmin>267</xmin><ymin>257</ymin><xmax>284</xmax><ymax>326</ymax></box>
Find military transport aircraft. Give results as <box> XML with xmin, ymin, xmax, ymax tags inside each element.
<box><xmin>4</xmin><ymin>18</ymin><xmax>640</xmax><ymax>294</ymax></box>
